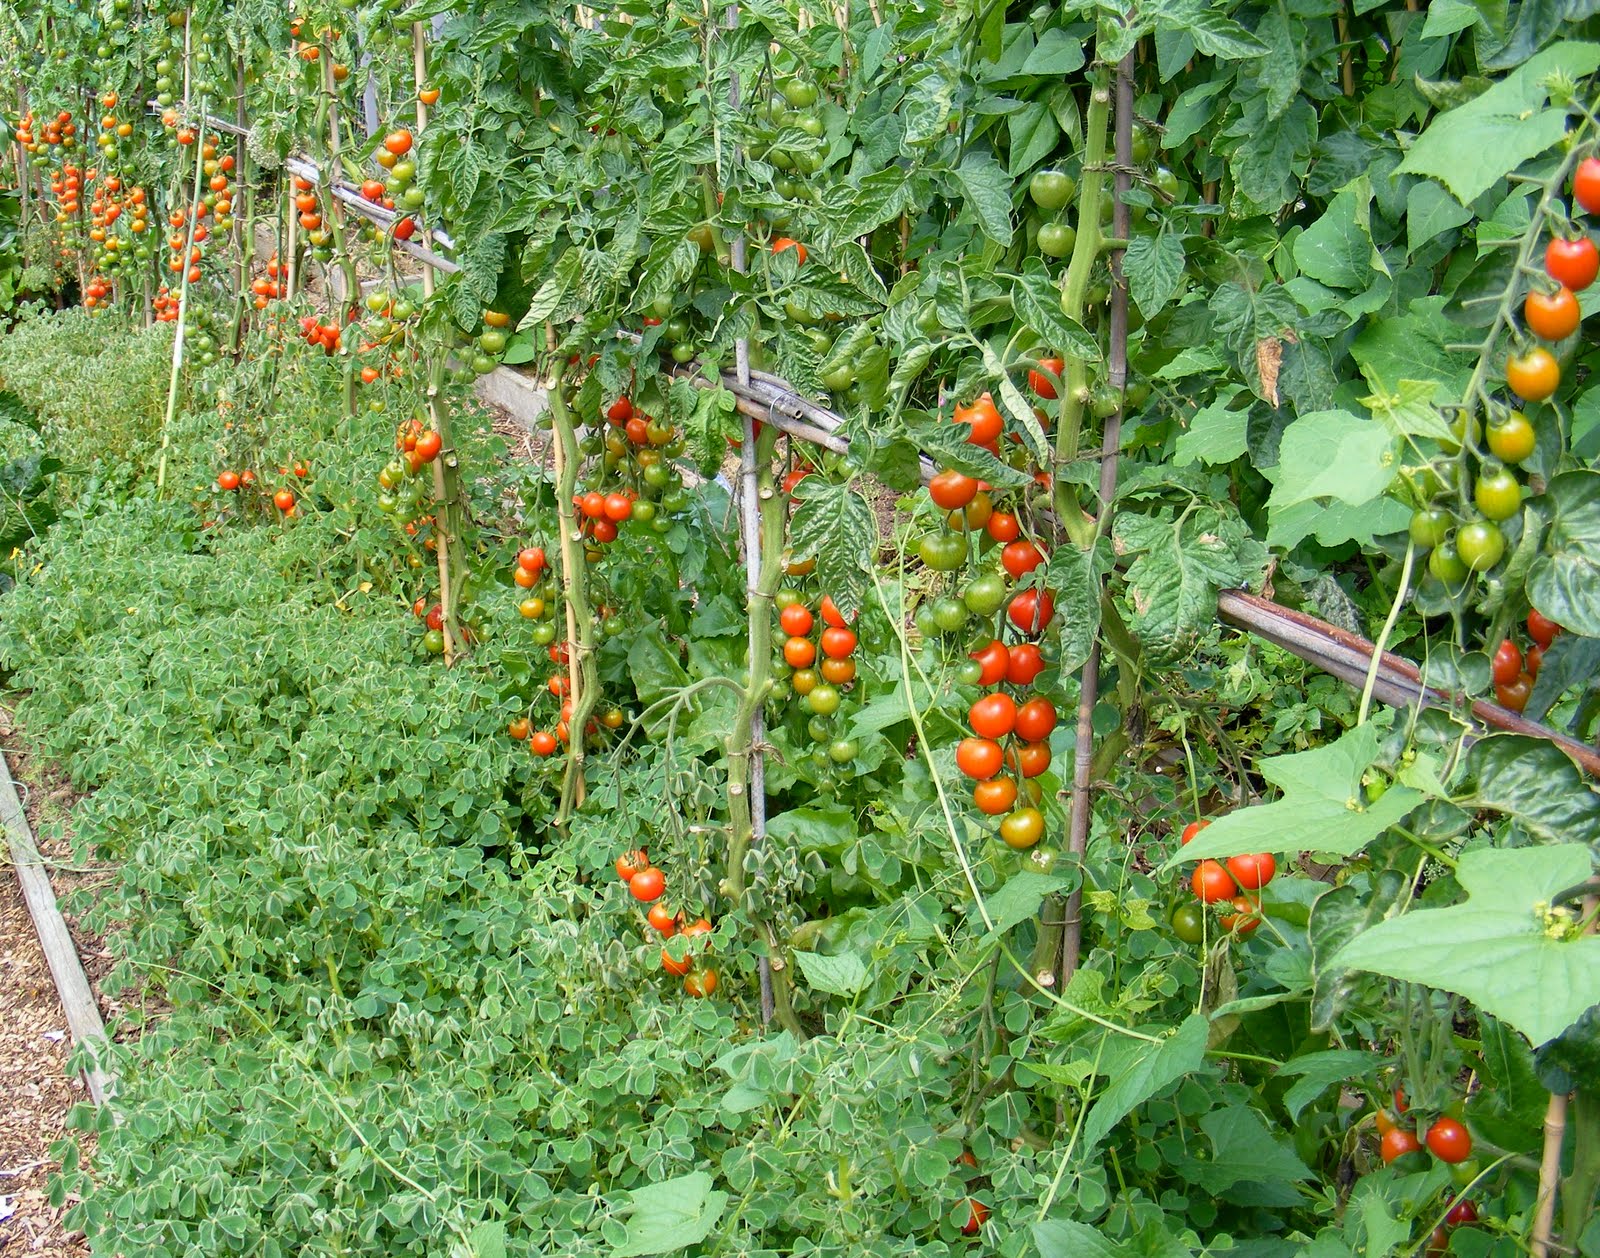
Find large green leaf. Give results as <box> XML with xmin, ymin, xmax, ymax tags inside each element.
<box><xmin>1331</xmin><ymin>844</ymin><xmax>1600</xmax><ymax>1045</ymax></box>
<box><xmin>1264</xmin><ymin>409</ymin><xmax>1397</xmax><ymax>547</ymax></box>
<box><xmin>1398</xmin><ymin>42</ymin><xmax>1600</xmax><ymax>205</ymax></box>
<box><xmin>788</xmin><ymin>479</ymin><xmax>879</xmax><ymax>619</ymax></box>
<box><xmin>610</xmin><ymin>1172</ymin><xmax>728</xmax><ymax>1256</ymax></box>
<box><xmin>1462</xmin><ymin>734</ymin><xmax>1600</xmax><ymax>847</ymax></box>
<box><xmin>1527</xmin><ymin>470</ymin><xmax>1600</xmax><ymax>637</ymax></box>
<box><xmin>1081</xmin><ymin>1015</ymin><xmax>1209</xmax><ymax>1152</ymax></box>
<box><xmin>952</xmin><ymin>150</ymin><xmax>1015</xmax><ymax>247</ymax></box>
<box><xmin>1163</xmin><ymin>725</ymin><xmax>1426</xmax><ymax>871</ymax></box>
<box><xmin>1308</xmin><ymin>874</ymin><xmax>1408</xmax><ymax>1032</ymax></box>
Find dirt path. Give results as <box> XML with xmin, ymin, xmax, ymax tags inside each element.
<box><xmin>0</xmin><ymin>860</ymin><xmax>90</xmax><ymax>1255</ymax></box>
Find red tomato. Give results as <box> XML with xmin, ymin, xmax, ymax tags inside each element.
<box><xmin>647</xmin><ymin>903</ymin><xmax>678</xmax><ymax>936</ymax></box>
<box><xmin>1015</xmin><ymin>741</ymin><xmax>1051</xmax><ymax>778</ymax></box>
<box><xmin>819</xmin><ymin>595</ymin><xmax>850</xmax><ymax>628</ymax></box>
<box><xmin>985</xmin><ymin>511</ymin><xmax>1021</xmax><ymax>543</ymax></box>
<box><xmin>956</xmin><ymin>737</ymin><xmax>1004</xmax><ymax>780</ymax></box>
<box><xmin>1225</xmin><ymin>852</ymin><xmax>1276</xmax><ymax>890</ymax></box>
<box><xmin>273</xmin><ymin>489</ymin><xmax>295</xmax><ymax>511</ymax></box>
<box><xmin>1545</xmin><ymin>235</ymin><xmax>1599</xmax><ymax>291</ymax></box>
<box><xmin>1008</xmin><ymin>588</ymin><xmax>1054</xmax><ymax>635</ymax></box>
<box><xmin>1013</xmin><ymin>697</ymin><xmax>1057</xmax><ymax>742</ymax></box>
<box><xmin>820</xmin><ymin>626</ymin><xmax>857</xmax><ymax>659</ymax></box>
<box><xmin>629</xmin><ymin>867</ymin><xmax>666</xmax><ymax>903</ymax></box>
<box><xmin>1219</xmin><ymin>895</ymin><xmax>1261</xmax><ymax>935</ymax></box>
<box><xmin>779</xmin><ymin>604</ymin><xmax>814</xmax><ymax>636</ymax></box>
<box><xmin>784</xmin><ymin>636</ymin><xmax>817</xmax><ymax>668</ymax></box>
<box><xmin>1028</xmin><ymin>356</ymin><xmax>1064</xmax><ymax>399</ymax></box>
<box><xmin>970</xmin><ymin>639</ymin><xmax>1009</xmax><ymax>686</ymax></box>
<box><xmin>530</xmin><ymin>730</ymin><xmax>557</xmax><ymax>756</ymax></box>
<box><xmin>518</xmin><ymin>546</ymin><xmax>547</xmax><ymax>574</ymax></box>
<box><xmin>1527</xmin><ymin>608</ymin><xmax>1560</xmax><ymax>647</ymax></box>
<box><xmin>1381</xmin><ymin>1127</ymin><xmax>1422</xmax><ymax>1164</ymax></box>
<box><xmin>1006</xmin><ymin>643</ymin><xmax>1045</xmax><ymax>685</ymax></box>
<box><xmin>969</xmin><ymin>693</ymin><xmax>1017</xmax><ymax>739</ymax></box>
<box><xmin>415</xmin><ymin>429</ymin><xmax>442</xmax><ymax>462</ymax></box>
<box><xmin>606</xmin><ymin>396</ymin><xmax>634</xmax><ymax>423</ymax></box>
<box><xmin>1525</xmin><ymin>285</ymin><xmax>1581</xmax><ymax>340</ymax></box>
<box><xmin>604</xmin><ymin>492</ymin><xmax>633</xmax><ymax>522</ymax></box>
<box><xmin>973</xmin><ymin>777</ymin><xmax>1019</xmax><ymax>815</ymax></box>
<box><xmin>1001</xmin><ymin>539</ymin><xmax>1046</xmax><ymax>579</ymax></box>
<box><xmin>959</xmin><ymin>1199</ymin><xmax>990</xmax><ymax>1236</ymax></box>
<box><xmin>1181</xmin><ymin>819</ymin><xmax>1210</xmax><ymax>845</ymax></box>
<box><xmin>1191</xmin><ymin>859</ymin><xmax>1235</xmax><ymax>904</ymax></box>
<box><xmin>954</xmin><ymin>394</ymin><xmax>1004</xmax><ymax>446</ymax></box>
<box><xmin>771</xmin><ymin>236</ymin><xmax>808</xmax><ymax>264</ymax></box>
<box><xmin>1491</xmin><ymin>639</ymin><xmax>1523</xmax><ymax>685</ymax></box>
<box><xmin>1575</xmin><ymin>157</ymin><xmax>1600</xmax><ymax>215</ymax></box>
<box><xmin>217</xmin><ymin>470</ymin><xmax>240</xmax><ymax>491</ymax></box>
<box><xmin>615</xmin><ymin>848</ymin><xmax>649</xmax><ymax>882</ymax></box>
<box><xmin>929</xmin><ymin>468</ymin><xmax>979</xmax><ymax>510</ymax></box>
<box><xmin>1426</xmin><ymin>1117</ymin><xmax>1473</xmax><ymax>1163</ymax></box>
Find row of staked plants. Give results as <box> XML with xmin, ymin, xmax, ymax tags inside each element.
<box><xmin>0</xmin><ymin>0</ymin><xmax>1599</xmax><ymax>1255</ymax></box>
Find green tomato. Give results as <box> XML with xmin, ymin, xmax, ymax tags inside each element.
<box><xmin>1036</xmin><ymin>222</ymin><xmax>1077</xmax><ymax>258</ymax></box>
<box><xmin>962</xmin><ymin>572</ymin><xmax>1008</xmax><ymax>616</ymax></box>
<box><xmin>671</xmin><ymin>342</ymin><xmax>697</xmax><ymax>364</ymax></box>
<box><xmin>930</xmin><ymin>596</ymin><xmax>969</xmax><ymax>634</ymax></box>
<box><xmin>1408</xmin><ymin>507</ymin><xmax>1452</xmax><ymax>552</ymax></box>
<box><xmin>1171</xmin><ymin>902</ymin><xmax>1206</xmax><ymax>945</ymax></box>
<box><xmin>1025</xmin><ymin>844</ymin><xmax>1061</xmax><ymax>875</ymax></box>
<box><xmin>956</xmin><ymin>658</ymin><xmax>984</xmax><ymax>686</ymax></box>
<box><xmin>1473</xmin><ymin>467</ymin><xmax>1522</xmax><ymax>522</ymax></box>
<box><xmin>782</xmin><ymin>79</ymin><xmax>819</xmax><ymax>107</ymax></box>
<box><xmin>913</xmin><ymin>604</ymin><xmax>941</xmax><ymax>640</ymax></box>
<box><xmin>1486</xmin><ymin>410</ymin><xmax>1536</xmax><ymax>464</ymax></box>
<box><xmin>1029</xmin><ymin>170</ymin><xmax>1077</xmax><ymax>212</ymax></box>
<box><xmin>806</xmin><ymin>715</ymin><xmax>834</xmax><ymax>742</ymax></box>
<box><xmin>1457</xmin><ymin>520</ymin><xmax>1505</xmax><ymax>572</ymax></box>
<box><xmin>478</xmin><ymin>328</ymin><xmax>508</xmax><ymax>354</ymax></box>
<box><xmin>827</xmin><ymin>738</ymin><xmax>858</xmax><ymax>764</ymax></box>
<box><xmin>918</xmin><ymin>530</ymin><xmax>968</xmax><ymax>571</ymax></box>
<box><xmin>821</xmin><ymin>363</ymin><xmax>855</xmax><ymax>392</ymax></box>
<box><xmin>806</xmin><ymin>684</ymin><xmax>841</xmax><ymax>716</ymax></box>
<box><xmin>422</xmin><ymin>628</ymin><xmax>446</xmax><ymax>654</ymax></box>
<box><xmin>1428</xmin><ymin>540</ymin><xmax>1469</xmax><ymax>584</ymax></box>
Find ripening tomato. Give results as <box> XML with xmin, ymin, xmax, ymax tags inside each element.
<box><xmin>1219</xmin><ymin>895</ymin><xmax>1261</xmax><ymax>936</ymax></box>
<box><xmin>1527</xmin><ymin>608</ymin><xmax>1560</xmax><ymax>647</ymax></box>
<box><xmin>217</xmin><ymin>470</ymin><xmax>240</xmax><ymax>491</ymax></box>
<box><xmin>1506</xmin><ymin>346</ymin><xmax>1560</xmax><ymax>402</ymax></box>
<box><xmin>1225</xmin><ymin>851</ymin><xmax>1276</xmax><ymax>890</ymax></box>
<box><xmin>973</xmin><ymin>777</ymin><xmax>1018</xmax><ymax>815</ymax></box>
<box><xmin>1191</xmin><ymin>859</ymin><xmax>1236</xmax><ymax>904</ymax></box>
<box><xmin>959</xmin><ymin>1199</ymin><xmax>990</xmax><ymax>1236</ymax></box>
<box><xmin>1006</xmin><ymin>643</ymin><xmax>1046</xmax><ymax>685</ymax></box>
<box><xmin>1574</xmin><ymin>157</ymin><xmax>1600</xmax><ymax>214</ymax></box>
<box><xmin>1525</xmin><ymin>285</ymin><xmax>1581</xmax><ymax>340</ymax></box>
<box><xmin>929</xmin><ymin>468</ymin><xmax>979</xmax><ymax>510</ymax></box>
<box><xmin>384</xmin><ymin>128</ymin><xmax>414</xmax><ymax>156</ymax></box>
<box><xmin>683</xmin><ymin>966</ymin><xmax>719</xmax><ymax>998</ymax></box>
<box><xmin>956</xmin><ymin>736</ymin><xmax>1004</xmax><ymax>780</ymax></box>
<box><xmin>970</xmin><ymin>639</ymin><xmax>1009</xmax><ymax>686</ymax></box>
<box><xmin>1001</xmin><ymin>539</ymin><xmax>1046</xmax><ymax>579</ymax></box>
<box><xmin>1380</xmin><ymin>1127</ymin><xmax>1422</xmax><ymax>1164</ymax></box>
<box><xmin>508</xmin><ymin>716</ymin><xmax>531</xmax><ymax>741</ymax></box>
<box><xmin>629</xmin><ymin>867</ymin><xmax>666</xmax><ymax>903</ymax></box>
<box><xmin>1545</xmin><ymin>235</ymin><xmax>1599</xmax><ymax>291</ymax></box>
<box><xmin>998</xmin><ymin>806</ymin><xmax>1045</xmax><ymax>849</ymax></box>
<box><xmin>1485</xmin><ymin>410</ymin><xmax>1536</xmax><ymax>464</ymax></box>
<box><xmin>954</xmin><ymin>394</ymin><xmax>1004</xmax><ymax>446</ymax></box>
<box><xmin>784</xmin><ymin>636</ymin><xmax>817</xmax><ymax>668</ymax></box>
<box><xmin>1492</xmin><ymin>640</ymin><xmax>1523</xmax><ymax>685</ymax></box>
<box><xmin>969</xmin><ymin>693</ymin><xmax>1018</xmax><ymax>739</ymax></box>
<box><xmin>1474</xmin><ymin>467</ymin><xmax>1522</xmax><ymax>521</ymax></box>
<box><xmin>771</xmin><ymin>236</ymin><xmax>808</xmax><ymax>264</ymax></box>
<box><xmin>820</xmin><ymin>657</ymin><xmax>856</xmax><ymax>684</ymax></box>
<box><xmin>1526</xmin><ymin>643</ymin><xmax>1545</xmax><ymax>677</ymax></box>
<box><xmin>273</xmin><ymin>488</ymin><xmax>295</xmax><ymax>511</ymax></box>
<box><xmin>647</xmin><ymin>903</ymin><xmax>678</xmax><ymax>936</ymax></box>
<box><xmin>1014</xmin><ymin>697</ymin><xmax>1057</xmax><ymax>742</ymax></box>
<box><xmin>780</xmin><ymin>604</ymin><xmax>814</xmax><ymax>636</ymax></box>
<box><xmin>518</xmin><ymin>546</ymin><xmax>547</xmax><ymax>574</ymax></box>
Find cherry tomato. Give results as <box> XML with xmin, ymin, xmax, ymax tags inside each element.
<box><xmin>1008</xmin><ymin>588</ymin><xmax>1055</xmax><ymax>635</ymax></box>
<box><xmin>1526</xmin><ymin>643</ymin><xmax>1545</xmax><ymax>677</ymax></box>
<box><xmin>629</xmin><ymin>867</ymin><xmax>666</xmax><ymax>903</ymax></box>
<box><xmin>1380</xmin><ymin>1127</ymin><xmax>1422</xmax><ymax>1164</ymax></box>
<box><xmin>821</xmin><ymin>626</ymin><xmax>857</xmax><ymax>658</ymax></box>
<box><xmin>647</xmin><ymin>903</ymin><xmax>678</xmax><ymax>936</ymax></box>
<box><xmin>986</xmin><ymin>511</ymin><xmax>1021</xmax><ymax>543</ymax></box>
<box><xmin>819</xmin><ymin>595</ymin><xmax>851</xmax><ymax>628</ymax></box>
<box><xmin>998</xmin><ymin>806</ymin><xmax>1044</xmax><ymax>849</ymax></box>
<box><xmin>1445</xmin><ymin>1198</ymin><xmax>1479</xmax><ymax>1227</ymax></box>
<box><xmin>973</xmin><ymin>777</ymin><xmax>1018</xmax><ymax>815</ymax></box>
<box><xmin>683</xmin><ymin>965</ymin><xmax>719</xmax><ymax>998</ymax></box>
<box><xmin>1491</xmin><ymin>639</ymin><xmax>1523</xmax><ymax>686</ymax></box>
<box><xmin>1545</xmin><ymin>235</ymin><xmax>1599</xmax><ymax>291</ymax></box>
<box><xmin>1028</xmin><ymin>356</ymin><xmax>1065</xmax><ymax>399</ymax></box>
<box><xmin>959</xmin><ymin>1198</ymin><xmax>990</xmax><ymax>1236</ymax></box>
<box><xmin>1191</xmin><ymin>859</ymin><xmax>1236</xmax><ymax>904</ymax></box>
<box><xmin>1485</xmin><ymin>410</ymin><xmax>1535</xmax><ymax>464</ymax></box>
<box><xmin>1219</xmin><ymin>895</ymin><xmax>1261</xmax><ymax>936</ymax></box>
<box><xmin>970</xmin><ymin>640</ymin><xmax>1009</xmax><ymax>686</ymax></box>
<box><xmin>1015</xmin><ymin>741</ymin><xmax>1051</xmax><ymax>778</ymax></box>
<box><xmin>1006</xmin><ymin>643</ymin><xmax>1046</xmax><ymax>685</ymax></box>
<box><xmin>1226</xmin><ymin>852</ymin><xmax>1276</xmax><ymax>890</ymax></box>
<box><xmin>1525</xmin><ymin>285</ymin><xmax>1581</xmax><ymax>340</ymax></box>
<box><xmin>1575</xmin><ymin>156</ymin><xmax>1600</xmax><ymax>214</ymax></box>
<box><xmin>615</xmin><ymin>849</ymin><xmax>650</xmax><ymax>882</ymax></box>
<box><xmin>530</xmin><ymin>730</ymin><xmax>557</xmax><ymax>756</ymax></box>
<box><xmin>1428</xmin><ymin>540</ymin><xmax>1469</xmax><ymax>584</ymax></box>
<box><xmin>1456</xmin><ymin>521</ymin><xmax>1505</xmax><ymax>572</ymax></box>
<box><xmin>1001</xmin><ymin>539</ymin><xmax>1046</xmax><ymax>579</ymax></box>
<box><xmin>1426</xmin><ymin>1117</ymin><xmax>1473</xmax><ymax>1164</ymax></box>
<box><xmin>1495</xmin><ymin>672</ymin><xmax>1533</xmax><ymax>713</ymax></box>
<box><xmin>1409</xmin><ymin>508</ymin><xmax>1453</xmax><ymax>552</ymax></box>
<box><xmin>1527</xmin><ymin>608</ymin><xmax>1561</xmax><ymax>647</ymax></box>
<box><xmin>1170</xmin><ymin>902</ymin><xmax>1206</xmax><ymax>944</ymax></box>
<box><xmin>1014</xmin><ymin>697</ymin><xmax>1057</xmax><ymax>742</ymax></box>
<box><xmin>1506</xmin><ymin>346</ymin><xmax>1560</xmax><ymax>402</ymax></box>
<box><xmin>1180</xmin><ymin>819</ymin><xmax>1210</xmax><ymax>845</ymax></box>
<box><xmin>969</xmin><ymin>693</ymin><xmax>1017</xmax><ymax>739</ymax></box>
<box><xmin>918</xmin><ymin>530</ymin><xmax>968</xmax><ymax>571</ymax></box>
<box><xmin>956</xmin><ymin>737</ymin><xmax>1004</xmax><ymax>780</ymax></box>
<box><xmin>929</xmin><ymin>468</ymin><xmax>979</xmax><ymax>510</ymax></box>
<box><xmin>954</xmin><ymin>394</ymin><xmax>1003</xmax><ymax>445</ymax></box>
<box><xmin>1473</xmin><ymin>467</ymin><xmax>1522</xmax><ymax>522</ymax></box>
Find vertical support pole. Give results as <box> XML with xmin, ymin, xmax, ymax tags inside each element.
<box><xmin>1058</xmin><ymin>53</ymin><xmax>1134</xmax><ymax>987</ymax></box>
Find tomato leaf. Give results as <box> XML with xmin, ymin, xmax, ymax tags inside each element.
<box><xmin>1012</xmin><ymin>261</ymin><xmax>1098</xmax><ymax>360</ymax></box>
<box><xmin>1463</xmin><ymin>733</ymin><xmax>1600</xmax><ymax>845</ymax></box>
<box><xmin>1080</xmin><ymin>1015</ymin><xmax>1208</xmax><ymax>1152</ymax></box>
<box><xmin>1331</xmin><ymin>844</ymin><xmax>1600</xmax><ymax>1045</ymax></box>
<box><xmin>1398</xmin><ymin>42</ymin><xmax>1600</xmax><ymax>205</ymax></box>
<box><xmin>793</xmin><ymin>949</ymin><xmax>869</xmax><ymax>997</ymax></box>
<box><xmin>1164</xmin><ymin>724</ymin><xmax>1428</xmax><ymax>871</ymax></box>
<box><xmin>787</xmin><ymin>479</ymin><xmax>879</xmax><ymax>620</ymax></box>
<box><xmin>1263</xmin><ymin>409</ymin><xmax>1398</xmax><ymax>548</ymax></box>
<box><xmin>1123</xmin><ymin>229</ymin><xmax>1187</xmax><ymax>319</ymax></box>
<box><xmin>1277</xmin><ymin>1050</ymin><xmax>1385</xmax><ymax>1121</ymax></box>
<box><xmin>1527</xmin><ymin>470</ymin><xmax>1600</xmax><ymax>637</ymax></box>
<box><xmin>951</xmin><ymin>150</ymin><xmax>1015</xmax><ymax>248</ymax></box>
<box><xmin>1171</xmin><ymin>386</ymin><xmax>1249</xmax><ymax>467</ymax></box>
<box><xmin>610</xmin><ymin>1171</ymin><xmax>728</xmax><ymax>1256</ymax></box>
<box><xmin>1044</xmin><ymin>541</ymin><xmax>1110</xmax><ymax>675</ymax></box>
<box><xmin>979</xmin><ymin>870</ymin><xmax>1079</xmax><ymax>942</ymax></box>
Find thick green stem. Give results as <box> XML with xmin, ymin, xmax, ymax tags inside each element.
<box><xmin>546</xmin><ymin>351</ymin><xmax>600</xmax><ymax>821</ymax></box>
<box><xmin>724</xmin><ymin>422</ymin><xmax>783</xmax><ymax>900</ymax></box>
<box><xmin>1562</xmin><ymin>1090</ymin><xmax>1600</xmax><ymax>1248</ymax></box>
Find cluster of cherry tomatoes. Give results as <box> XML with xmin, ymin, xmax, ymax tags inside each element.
<box><xmin>614</xmin><ymin>849</ymin><xmax>718</xmax><ymax>997</ymax></box>
<box><xmin>1171</xmin><ymin>819</ymin><xmax>1275</xmax><ymax>941</ymax></box>
<box><xmin>955</xmin><ymin>639</ymin><xmax>1056</xmax><ymax>851</ymax></box>
<box><xmin>769</xmin><ymin>593</ymin><xmax>864</xmax><ymax>769</ymax></box>
<box><xmin>248</xmin><ymin>253</ymin><xmax>288</xmax><ymax>309</ymax></box>
<box><xmin>376</xmin><ymin>419</ymin><xmax>445</xmax><ymax>549</ymax></box>
<box><xmin>1374</xmin><ymin>1089</ymin><xmax>1480</xmax><ymax>1250</ymax></box>
<box><xmin>1489</xmin><ymin>607</ymin><xmax>1563</xmax><ymax>712</ymax></box>
<box><xmin>576</xmin><ymin>396</ymin><xmax>693</xmax><ymax>538</ymax></box>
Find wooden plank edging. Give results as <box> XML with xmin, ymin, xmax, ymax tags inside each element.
<box><xmin>0</xmin><ymin>747</ymin><xmax>116</xmax><ymax>1108</ymax></box>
